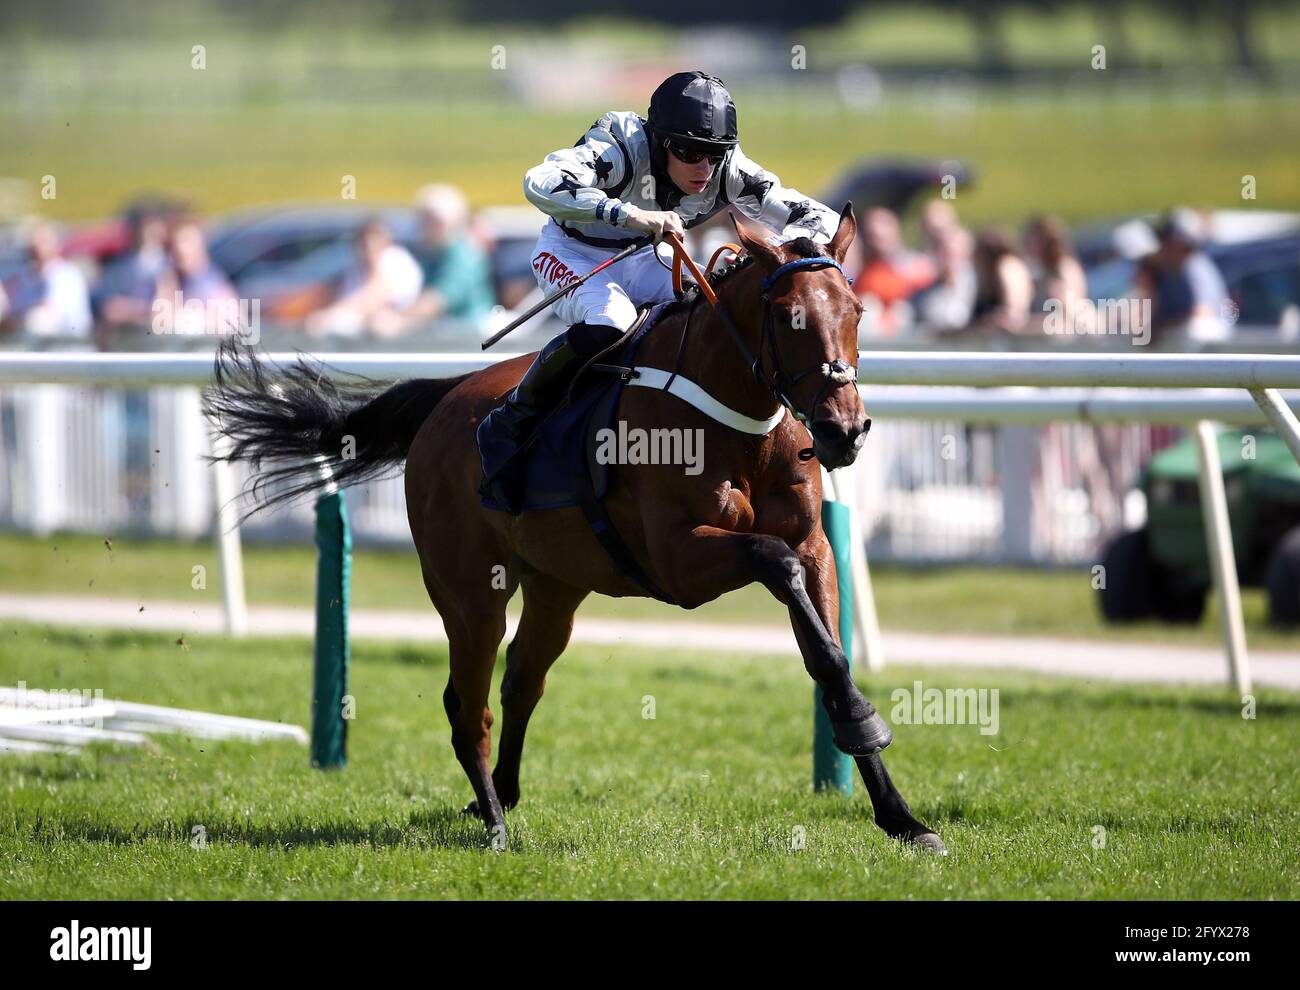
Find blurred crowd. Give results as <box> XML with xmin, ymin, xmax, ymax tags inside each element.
<box><xmin>839</xmin><ymin>201</ymin><xmax>1230</xmax><ymax>344</ymax></box>
<box><xmin>0</xmin><ymin>186</ymin><xmax>1242</xmax><ymax>349</ymax></box>
<box><xmin>302</xmin><ymin>185</ymin><xmax>497</xmax><ymax>339</ymax></box>
<box><xmin>0</xmin><ymin>183</ymin><xmax>498</xmax><ymax>344</ymax></box>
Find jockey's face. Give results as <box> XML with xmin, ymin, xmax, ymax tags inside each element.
<box><xmin>665</xmin><ymin>144</ymin><xmax>717</xmax><ymax>196</ymax></box>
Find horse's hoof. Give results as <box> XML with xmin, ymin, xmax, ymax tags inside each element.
<box><xmin>486</xmin><ymin>821</ymin><xmax>509</xmax><ymax>852</ymax></box>
<box><xmin>461</xmin><ymin>800</ymin><xmax>480</xmax><ymax>817</ymax></box>
<box><xmin>911</xmin><ymin>831</ymin><xmax>949</xmax><ymax>856</ymax></box>
<box><xmin>832</xmin><ymin>710</ymin><xmax>893</xmax><ymax>755</ymax></box>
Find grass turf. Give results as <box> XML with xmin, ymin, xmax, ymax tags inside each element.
<box><xmin>6</xmin><ymin>96</ymin><xmax>1299</xmax><ymax>230</ymax></box>
<box><xmin>0</xmin><ymin>622</ymin><xmax>1296</xmax><ymax>899</ymax></box>
<box><xmin>3</xmin><ymin>531</ymin><xmax>1298</xmax><ymax>651</ymax></box>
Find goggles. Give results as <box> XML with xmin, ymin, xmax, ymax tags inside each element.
<box><xmin>664</xmin><ymin>139</ymin><xmax>727</xmax><ymax>166</ymax></box>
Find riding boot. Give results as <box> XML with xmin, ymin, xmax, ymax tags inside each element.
<box><xmin>477</xmin><ymin>322</ymin><xmax>620</xmax><ymax>513</ymax></box>
<box><xmin>487</xmin><ymin>331</ymin><xmax>588</xmax><ymax>445</ymax></box>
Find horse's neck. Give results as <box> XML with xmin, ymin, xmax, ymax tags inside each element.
<box><xmin>668</xmin><ymin>268</ymin><xmax>781</xmax><ymax>422</ymax></box>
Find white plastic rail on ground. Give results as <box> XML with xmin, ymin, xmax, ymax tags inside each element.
<box><xmin>0</xmin><ymin>685</ymin><xmax>308</xmax><ymax>755</ymax></box>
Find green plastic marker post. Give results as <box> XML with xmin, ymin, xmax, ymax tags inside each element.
<box><xmin>311</xmin><ymin>489</ymin><xmax>351</xmax><ymax>769</ymax></box>
<box><xmin>813</xmin><ymin>497</ymin><xmax>854</xmax><ymax>794</ymax></box>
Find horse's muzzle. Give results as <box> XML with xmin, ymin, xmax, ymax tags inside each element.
<box><xmin>809</xmin><ymin>415</ymin><xmax>871</xmax><ymax>469</ymax></box>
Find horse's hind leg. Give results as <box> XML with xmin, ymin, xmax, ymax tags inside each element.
<box><xmin>492</xmin><ymin>569</ymin><xmax>588</xmax><ymax>810</ymax></box>
<box><xmin>442</xmin><ymin>609</ymin><xmax>510</xmax><ymax>844</ymax></box>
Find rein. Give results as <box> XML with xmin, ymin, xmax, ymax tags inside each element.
<box><xmin>665</xmin><ymin>234</ymin><xmax>855</xmax><ymax>437</ymax></box>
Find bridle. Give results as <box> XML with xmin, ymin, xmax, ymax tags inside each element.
<box><xmin>756</xmin><ymin>257</ymin><xmax>858</xmax><ymax>427</ymax></box>
<box><xmin>668</xmin><ymin>235</ymin><xmax>858</xmax><ymax>430</ymax></box>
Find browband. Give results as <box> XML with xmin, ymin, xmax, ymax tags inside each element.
<box><xmin>760</xmin><ymin>256</ymin><xmax>848</xmax><ymax>296</ymax></box>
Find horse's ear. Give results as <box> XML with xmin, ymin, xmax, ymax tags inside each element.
<box><xmin>729</xmin><ymin>212</ymin><xmax>782</xmax><ymax>271</ymax></box>
<box><xmin>828</xmin><ymin>201</ymin><xmax>856</xmax><ymax>264</ymax></box>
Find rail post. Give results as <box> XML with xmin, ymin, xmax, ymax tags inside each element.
<box><xmin>814</xmin><ymin>482</ymin><xmax>854</xmax><ymax>795</ymax></box>
<box><xmin>311</xmin><ymin>461</ymin><xmax>351</xmax><ymax>770</ymax></box>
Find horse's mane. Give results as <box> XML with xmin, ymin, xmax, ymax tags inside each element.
<box><xmin>656</xmin><ymin>235</ymin><xmax>825</xmax><ymax>323</ymax></box>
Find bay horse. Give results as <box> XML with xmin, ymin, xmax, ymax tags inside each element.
<box><xmin>204</xmin><ymin>207</ymin><xmax>946</xmax><ymax>854</ymax></box>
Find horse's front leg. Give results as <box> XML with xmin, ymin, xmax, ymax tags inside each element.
<box><xmin>654</xmin><ymin>523</ymin><xmax>945</xmax><ymax>853</ymax></box>
<box><xmin>788</xmin><ymin>529</ymin><xmax>947</xmax><ymax>854</ymax></box>
<box><xmin>658</xmin><ymin>524</ymin><xmax>889</xmax><ymax>750</ymax></box>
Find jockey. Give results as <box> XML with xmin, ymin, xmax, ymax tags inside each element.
<box><xmin>481</xmin><ymin>70</ymin><xmax>843</xmax><ymax>445</ymax></box>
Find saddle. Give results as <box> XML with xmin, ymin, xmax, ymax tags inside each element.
<box><xmin>476</xmin><ymin>304</ymin><xmax>674</xmax><ymax>601</ymax></box>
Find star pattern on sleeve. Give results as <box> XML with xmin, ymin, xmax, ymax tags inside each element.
<box><xmin>738</xmin><ymin>170</ymin><xmax>773</xmax><ymax>204</ymax></box>
<box><xmin>551</xmin><ymin>169</ymin><xmax>585</xmax><ymax>199</ymax></box>
<box><xmin>591</xmin><ymin>157</ymin><xmax>613</xmax><ymax>185</ymax></box>
<box><xmin>784</xmin><ymin>200</ymin><xmax>819</xmax><ymax>229</ymax></box>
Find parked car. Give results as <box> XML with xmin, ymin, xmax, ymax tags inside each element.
<box><xmin>1076</xmin><ymin>210</ymin><xmax>1300</xmax><ymax>337</ymax></box>
<box><xmin>471</xmin><ymin>204</ymin><xmax>547</xmax><ymax>311</ymax></box>
<box><xmin>205</xmin><ymin>205</ymin><xmax>419</xmax><ymax>321</ymax></box>
<box><xmin>205</xmin><ymin>203</ymin><xmax>548</xmax><ymax>326</ymax></box>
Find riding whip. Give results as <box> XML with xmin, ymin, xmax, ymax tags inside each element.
<box><xmin>480</xmin><ymin>236</ymin><xmax>653</xmax><ymax>351</ymax></box>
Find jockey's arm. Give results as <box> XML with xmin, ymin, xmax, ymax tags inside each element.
<box><xmin>723</xmin><ymin>145</ymin><xmax>841</xmax><ymax>245</ymax></box>
<box><xmin>523</xmin><ymin>116</ymin><xmax>632</xmax><ymax>227</ymax></box>
<box><xmin>523</xmin><ymin>116</ymin><xmax>682</xmax><ymax>242</ymax></box>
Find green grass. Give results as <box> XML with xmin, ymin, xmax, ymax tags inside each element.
<box><xmin>4</xmin><ymin>96</ymin><xmax>1299</xmax><ymax>228</ymax></box>
<box><xmin>4</xmin><ymin>531</ymin><xmax>1298</xmax><ymax>651</ymax></box>
<box><xmin>0</xmin><ymin>622</ymin><xmax>1296</xmax><ymax>899</ymax></box>
<box><xmin>6</xmin><ymin>12</ymin><xmax>1300</xmax><ymax>228</ymax></box>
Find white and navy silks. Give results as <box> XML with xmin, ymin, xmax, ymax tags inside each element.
<box><xmin>523</xmin><ymin>110</ymin><xmax>841</xmax><ymax>333</ymax></box>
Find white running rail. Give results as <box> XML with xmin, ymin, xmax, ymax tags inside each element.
<box><xmin>1</xmin><ymin>349</ymin><xmax>1298</xmax><ymax>695</ymax></box>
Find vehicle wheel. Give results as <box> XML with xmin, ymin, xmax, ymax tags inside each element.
<box><xmin>1265</xmin><ymin>525</ymin><xmax>1300</xmax><ymax>626</ymax></box>
<box><xmin>1153</xmin><ymin>583</ymin><xmax>1207</xmax><ymax>624</ymax></box>
<box><xmin>1099</xmin><ymin>529</ymin><xmax>1155</xmax><ymax>622</ymax></box>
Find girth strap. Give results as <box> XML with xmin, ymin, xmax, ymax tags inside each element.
<box><xmin>572</xmin><ymin>481</ymin><xmax>675</xmax><ymax>604</ymax></box>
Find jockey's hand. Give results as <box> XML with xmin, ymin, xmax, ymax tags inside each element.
<box><xmin>625</xmin><ymin>206</ymin><xmax>685</xmax><ymax>244</ymax></box>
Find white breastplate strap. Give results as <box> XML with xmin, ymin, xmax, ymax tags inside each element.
<box><xmin>626</xmin><ymin>367</ymin><xmax>787</xmax><ymax>435</ymax></box>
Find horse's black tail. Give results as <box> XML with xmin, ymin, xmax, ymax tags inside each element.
<box><xmin>203</xmin><ymin>338</ymin><xmax>471</xmax><ymax>515</ymax></box>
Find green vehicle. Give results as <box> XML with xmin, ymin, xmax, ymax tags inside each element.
<box><xmin>1099</xmin><ymin>429</ymin><xmax>1300</xmax><ymax>626</ymax></box>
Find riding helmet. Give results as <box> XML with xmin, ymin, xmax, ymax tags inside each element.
<box><xmin>647</xmin><ymin>71</ymin><xmax>738</xmax><ymax>151</ymax></box>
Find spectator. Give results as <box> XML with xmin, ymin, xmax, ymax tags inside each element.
<box><xmin>306</xmin><ymin>219</ymin><xmax>423</xmax><ymax>338</ymax></box>
<box><xmin>853</xmin><ymin>207</ymin><xmax>935</xmax><ymax>336</ymax></box>
<box><xmin>94</xmin><ymin>203</ymin><xmax>173</xmax><ymax>330</ymax></box>
<box><xmin>912</xmin><ymin>226</ymin><xmax>976</xmax><ymax>333</ymax></box>
<box><xmin>0</xmin><ymin>222</ymin><xmax>92</xmax><ymax>339</ymax></box>
<box><xmin>151</xmin><ymin>219</ymin><xmax>238</xmax><ymax>336</ymax></box>
<box><xmin>1022</xmin><ymin>214</ymin><xmax>1092</xmax><ymax>334</ymax></box>
<box><xmin>920</xmin><ymin>199</ymin><xmax>961</xmax><ymax>256</ymax></box>
<box><xmin>969</xmin><ymin>227</ymin><xmax>1034</xmax><ymax>335</ymax></box>
<box><xmin>371</xmin><ymin>184</ymin><xmax>496</xmax><ymax>336</ymax></box>
<box><xmin>1137</xmin><ymin>208</ymin><xmax>1229</xmax><ymax>343</ymax></box>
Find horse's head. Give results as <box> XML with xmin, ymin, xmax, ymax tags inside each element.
<box><xmin>732</xmin><ymin>204</ymin><xmax>869</xmax><ymax>469</ymax></box>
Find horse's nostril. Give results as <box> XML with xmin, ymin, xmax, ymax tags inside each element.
<box><xmin>863</xmin><ymin>417</ymin><xmax>872</xmax><ymax>436</ymax></box>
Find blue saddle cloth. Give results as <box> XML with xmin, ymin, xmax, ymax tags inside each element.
<box><xmin>477</xmin><ymin>307</ymin><xmax>663</xmax><ymax>514</ymax></box>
